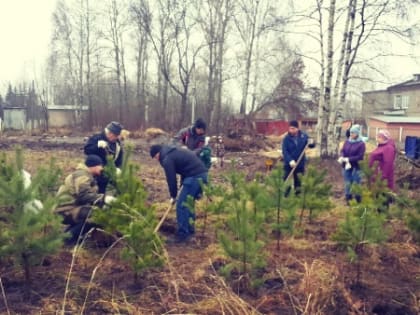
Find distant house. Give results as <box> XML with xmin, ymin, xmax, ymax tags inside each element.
<box><xmin>367</xmin><ymin>115</ymin><xmax>420</xmax><ymax>141</ymax></box>
<box><xmin>3</xmin><ymin>106</ymin><xmax>28</xmax><ymax>130</ymax></box>
<box><xmin>48</xmin><ymin>105</ymin><xmax>89</xmax><ymax>128</ymax></box>
<box><xmin>362</xmin><ymin>74</ymin><xmax>420</xmax><ymax>118</ymax></box>
<box><xmin>362</xmin><ymin>74</ymin><xmax>420</xmax><ymax>142</ymax></box>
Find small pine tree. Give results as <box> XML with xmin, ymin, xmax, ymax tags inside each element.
<box><xmin>265</xmin><ymin>164</ymin><xmax>296</xmax><ymax>250</ymax></box>
<box><xmin>0</xmin><ymin>148</ymin><xmax>64</xmax><ymax>289</ymax></box>
<box><xmin>93</xmin><ymin>149</ymin><xmax>164</xmax><ymax>281</ymax></box>
<box><xmin>332</xmin><ymin>181</ymin><xmax>388</xmax><ymax>284</ymax></box>
<box><xmin>296</xmin><ymin>165</ymin><xmax>333</xmax><ymax>225</ymax></box>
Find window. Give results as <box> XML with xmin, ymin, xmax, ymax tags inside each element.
<box><xmin>393</xmin><ymin>95</ymin><xmax>409</xmax><ymax>109</ymax></box>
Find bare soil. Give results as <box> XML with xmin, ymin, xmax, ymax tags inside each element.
<box><xmin>0</xmin><ymin>134</ymin><xmax>419</xmax><ymax>315</ymax></box>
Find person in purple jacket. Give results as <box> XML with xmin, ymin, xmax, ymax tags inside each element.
<box><xmin>337</xmin><ymin>124</ymin><xmax>366</xmax><ymax>204</ymax></box>
<box><xmin>369</xmin><ymin>129</ymin><xmax>396</xmax><ymax>191</ymax></box>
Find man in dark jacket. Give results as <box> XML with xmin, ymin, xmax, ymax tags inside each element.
<box><xmin>150</xmin><ymin>144</ymin><xmax>208</xmax><ymax>243</ymax></box>
<box><xmin>84</xmin><ymin>121</ymin><xmax>124</xmax><ymax>193</ymax></box>
<box><xmin>174</xmin><ymin>118</ymin><xmax>206</xmax><ymax>154</ymax></box>
<box><xmin>282</xmin><ymin>120</ymin><xmax>314</xmax><ymax>194</ymax></box>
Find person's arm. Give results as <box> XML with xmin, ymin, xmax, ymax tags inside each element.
<box><xmin>282</xmin><ymin>138</ymin><xmax>292</xmax><ymax>164</ymax></box>
<box><xmin>114</xmin><ymin>142</ymin><xmax>123</xmax><ymax>167</ymax></box>
<box><xmin>349</xmin><ymin>143</ymin><xmax>366</xmax><ymax>163</ymax></box>
<box><xmin>74</xmin><ymin>175</ymin><xmax>103</xmax><ymax>205</ymax></box>
<box><xmin>84</xmin><ymin>134</ymin><xmax>104</xmax><ymax>155</ymax></box>
<box><xmin>162</xmin><ymin>159</ymin><xmax>178</xmax><ymax>199</ymax></box>
<box><xmin>174</xmin><ymin>127</ymin><xmax>188</xmax><ymax>145</ymax></box>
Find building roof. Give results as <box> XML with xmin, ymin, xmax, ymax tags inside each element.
<box><xmin>48</xmin><ymin>104</ymin><xmax>89</xmax><ymax>111</ymax></box>
<box><xmin>370</xmin><ymin>115</ymin><xmax>420</xmax><ymax>124</ymax></box>
<box><xmin>387</xmin><ymin>74</ymin><xmax>420</xmax><ymax>90</ymax></box>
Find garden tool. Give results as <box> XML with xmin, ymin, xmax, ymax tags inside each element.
<box><xmin>285</xmin><ymin>142</ymin><xmax>309</xmax><ymax>183</ymax></box>
<box><xmin>153</xmin><ymin>200</ymin><xmax>176</xmax><ymax>233</ymax></box>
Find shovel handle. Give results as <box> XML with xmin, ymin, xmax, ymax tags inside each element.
<box><xmin>154</xmin><ymin>203</ymin><xmax>174</xmax><ymax>233</ymax></box>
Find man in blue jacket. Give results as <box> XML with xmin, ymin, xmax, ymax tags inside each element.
<box><xmin>150</xmin><ymin>144</ymin><xmax>208</xmax><ymax>243</ymax></box>
<box><xmin>84</xmin><ymin>121</ymin><xmax>124</xmax><ymax>193</ymax></box>
<box><xmin>282</xmin><ymin>120</ymin><xmax>313</xmax><ymax>195</ymax></box>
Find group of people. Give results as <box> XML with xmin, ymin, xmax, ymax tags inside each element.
<box><xmin>282</xmin><ymin>120</ymin><xmax>396</xmax><ymax>206</ymax></box>
<box><xmin>58</xmin><ymin>117</ymin><xmax>397</xmax><ymax>245</ymax></box>
<box><xmin>339</xmin><ymin>124</ymin><xmax>396</xmax><ymax>205</ymax></box>
<box><xmin>57</xmin><ymin>118</ymin><xmax>210</xmax><ymax>245</ymax></box>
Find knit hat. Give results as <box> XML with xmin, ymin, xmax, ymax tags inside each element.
<box><xmin>85</xmin><ymin>155</ymin><xmax>103</xmax><ymax>167</ymax></box>
<box><xmin>106</xmin><ymin>121</ymin><xmax>123</xmax><ymax>136</ymax></box>
<box><xmin>349</xmin><ymin>124</ymin><xmax>361</xmax><ymax>135</ymax></box>
<box><xmin>150</xmin><ymin>145</ymin><xmax>162</xmax><ymax>158</ymax></box>
<box><xmin>289</xmin><ymin>120</ymin><xmax>299</xmax><ymax>128</ymax></box>
<box><xmin>377</xmin><ymin>129</ymin><xmax>391</xmax><ymax>140</ymax></box>
<box><xmin>194</xmin><ymin>118</ymin><xmax>207</xmax><ymax>130</ymax></box>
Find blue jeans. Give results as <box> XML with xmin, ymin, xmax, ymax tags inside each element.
<box><xmin>343</xmin><ymin>168</ymin><xmax>361</xmax><ymax>201</ymax></box>
<box><xmin>176</xmin><ymin>172</ymin><xmax>208</xmax><ymax>238</ymax></box>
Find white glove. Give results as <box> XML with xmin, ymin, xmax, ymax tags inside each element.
<box><xmin>345</xmin><ymin>162</ymin><xmax>352</xmax><ymax>170</ymax></box>
<box><xmin>342</xmin><ymin>157</ymin><xmax>349</xmax><ymax>163</ymax></box>
<box><xmin>115</xmin><ymin>168</ymin><xmax>122</xmax><ymax>176</ymax></box>
<box><xmin>104</xmin><ymin>195</ymin><xmax>117</xmax><ymax>205</ymax></box>
<box><xmin>97</xmin><ymin>140</ymin><xmax>108</xmax><ymax>149</ymax></box>
<box><xmin>169</xmin><ymin>198</ymin><xmax>176</xmax><ymax>205</ymax></box>
<box><xmin>289</xmin><ymin>160</ymin><xmax>297</xmax><ymax>168</ymax></box>
<box><xmin>337</xmin><ymin>156</ymin><xmax>344</xmax><ymax>164</ymax></box>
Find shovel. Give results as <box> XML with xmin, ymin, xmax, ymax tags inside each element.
<box><xmin>285</xmin><ymin>143</ymin><xmax>309</xmax><ymax>183</ymax></box>
<box><xmin>154</xmin><ymin>201</ymin><xmax>175</xmax><ymax>233</ymax></box>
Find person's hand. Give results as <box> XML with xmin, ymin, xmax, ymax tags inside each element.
<box><xmin>169</xmin><ymin>198</ymin><xmax>176</xmax><ymax>205</ymax></box>
<box><xmin>342</xmin><ymin>157</ymin><xmax>349</xmax><ymax>163</ymax></box>
<box><xmin>345</xmin><ymin>162</ymin><xmax>352</xmax><ymax>170</ymax></box>
<box><xmin>289</xmin><ymin>160</ymin><xmax>297</xmax><ymax>168</ymax></box>
<box><xmin>98</xmin><ymin>140</ymin><xmax>108</xmax><ymax>149</ymax></box>
<box><xmin>115</xmin><ymin>168</ymin><xmax>122</xmax><ymax>176</ymax></box>
<box><xmin>337</xmin><ymin>156</ymin><xmax>344</xmax><ymax>164</ymax></box>
<box><xmin>104</xmin><ymin>195</ymin><xmax>117</xmax><ymax>205</ymax></box>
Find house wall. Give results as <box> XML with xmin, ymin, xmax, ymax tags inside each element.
<box><xmin>48</xmin><ymin>110</ymin><xmax>87</xmax><ymax>127</ymax></box>
<box><xmin>388</xmin><ymin>87</ymin><xmax>420</xmax><ymax>115</ymax></box>
<box><xmin>368</xmin><ymin>119</ymin><xmax>420</xmax><ymax>143</ymax></box>
<box><xmin>255</xmin><ymin>120</ymin><xmax>289</xmax><ymax>136</ymax></box>
<box><xmin>3</xmin><ymin>108</ymin><xmax>26</xmax><ymax>130</ymax></box>
<box><xmin>362</xmin><ymin>90</ymin><xmax>390</xmax><ymax>118</ymax></box>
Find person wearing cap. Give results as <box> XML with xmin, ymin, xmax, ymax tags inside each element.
<box><xmin>150</xmin><ymin>144</ymin><xmax>208</xmax><ymax>243</ymax></box>
<box><xmin>337</xmin><ymin>124</ymin><xmax>366</xmax><ymax>204</ymax></box>
<box><xmin>369</xmin><ymin>129</ymin><xmax>397</xmax><ymax>191</ymax></box>
<box><xmin>55</xmin><ymin>155</ymin><xmax>116</xmax><ymax>245</ymax></box>
<box><xmin>282</xmin><ymin>120</ymin><xmax>314</xmax><ymax>194</ymax></box>
<box><xmin>84</xmin><ymin>121</ymin><xmax>124</xmax><ymax>193</ymax></box>
<box><xmin>174</xmin><ymin>118</ymin><xmax>207</xmax><ymax>155</ymax></box>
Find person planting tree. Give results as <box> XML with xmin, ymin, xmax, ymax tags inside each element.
<box><xmin>150</xmin><ymin>144</ymin><xmax>208</xmax><ymax>243</ymax></box>
<box><xmin>84</xmin><ymin>121</ymin><xmax>124</xmax><ymax>193</ymax></box>
<box><xmin>282</xmin><ymin>120</ymin><xmax>315</xmax><ymax>195</ymax></box>
<box><xmin>56</xmin><ymin>154</ymin><xmax>116</xmax><ymax>245</ymax></box>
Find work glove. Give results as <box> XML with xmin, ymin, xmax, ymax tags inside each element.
<box><xmin>104</xmin><ymin>195</ymin><xmax>117</xmax><ymax>205</ymax></box>
<box><xmin>169</xmin><ymin>198</ymin><xmax>176</xmax><ymax>205</ymax></box>
<box><xmin>345</xmin><ymin>162</ymin><xmax>352</xmax><ymax>170</ymax></box>
<box><xmin>98</xmin><ymin>140</ymin><xmax>108</xmax><ymax>149</ymax></box>
<box><xmin>342</xmin><ymin>157</ymin><xmax>349</xmax><ymax>163</ymax></box>
<box><xmin>337</xmin><ymin>156</ymin><xmax>344</xmax><ymax>164</ymax></box>
<box><xmin>289</xmin><ymin>160</ymin><xmax>297</xmax><ymax>168</ymax></box>
<box><xmin>115</xmin><ymin>168</ymin><xmax>122</xmax><ymax>176</ymax></box>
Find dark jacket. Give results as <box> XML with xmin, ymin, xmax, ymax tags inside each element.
<box><xmin>84</xmin><ymin>131</ymin><xmax>123</xmax><ymax>167</ymax></box>
<box><xmin>341</xmin><ymin>140</ymin><xmax>366</xmax><ymax>170</ymax></box>
<box><xmin>282</xmin><ymin>131</ymin><xmax>310</xmax><ymax>172</ymax></box>
<box><xmin>159</xmin><ymin>145</ymin><xmax>208</xmax><ymax>198</ymax></box>
<box><xmin>369</xmin><ymin>139</ymin><xmax>396</xmax><ymax>190</ymax></box>
<box><xmin>174</xmin><ymin>126</ymin><xmax>205</xmax><ymax>153</ymax></box>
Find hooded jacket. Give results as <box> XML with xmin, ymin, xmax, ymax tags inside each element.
<box><xmin>341</xmin><ymin>139</ymin><xmax>366</xmax><ymax>170</ymax></box>
<box><xmin>158</xmin><ymin>145</ymin><xmax>208</xmax><ymax>198</ymax></box>
<box><xmin>174</xmin><ymin>126</ymin><xmax>205</xmax><ymax>153</ymax></box>
<box><xmin>369</xmin><ymin>139</ymin><xmax>396</xmax><ymax>190</ymax></box>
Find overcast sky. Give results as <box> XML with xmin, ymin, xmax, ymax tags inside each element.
<box><xmin>0</xmin><ymin>0</ymin><xmax>419</xmax><ymax>98</ymax></box>
<box><xmin>0</xmin><ymin>0</ymin><xmax>56</xmax><ymax>95</ymax></box>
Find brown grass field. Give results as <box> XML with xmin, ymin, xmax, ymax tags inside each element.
<box><xmin>0</xmin><ymin>134</ymin><xmax>419</xmax><ymax>315</ymax></box>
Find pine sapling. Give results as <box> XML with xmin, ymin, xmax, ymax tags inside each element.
<box><xmin>296</xmin><ymin>165</ymin><xmax>332</xmax><ymax>225</ymax></box>
<box><xmin>265</xmin><ymin>164</ymin><xmax>296</xmax><ymax>250</ymax></box>
<box><xmin>0</xmin><ymin>148</ymin><xmax>64</xmax><ymax>290</ymax></box>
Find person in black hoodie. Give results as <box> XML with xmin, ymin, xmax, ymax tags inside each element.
<box><xmin>84</xmin><ymin>121</ymin><xmax>124</xmax><ymax>193</ymax></box>
<box><xmin>174</xmin><ymin>118</ymin><xmax>206</xmax><ymax>155</ymax></box>
<box><xmin>150</xmin><ymin>144</ymin><xmax>208</xmax><ymax>243</ymax></box>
